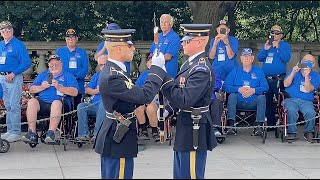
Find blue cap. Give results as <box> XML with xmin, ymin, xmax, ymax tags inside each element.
<box><xmin>241</xmin><ymin>48</ymin><xmax>253</xmax><ymax>56</ymax></box>
<box><xmin>106</xmin><ymin>23</ymin><xmax>121</xmax><ymax>30</ymax></box>
<box><xmin>180</xmin><ymin>24</ymin><xmax>212</xmax><ymax>41</ymax></box>
<box><xmin>101</xmin><ymin>29</ymin><xmax>136</xmax><ymax>45</ymax></box>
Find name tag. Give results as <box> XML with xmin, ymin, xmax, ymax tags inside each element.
<box><xmin>69</xmin><ymin>57</ymin><xmax>77</xmax><ymax>68</ymax></box>
<box><xmin>57</xmin><ymin>90</ymin><xmax>64</xmax><ymax>96</ymax></box>
<box><xmin>300</xmin><ymin>84</ymin><xmax>306</xmax><ymax>93</ymax></box>
<box><xmin>0</xmin><ymin>56</ymin><xmax>6</xmax><ymax>64</ymax></box>
<box><xmin>218</xmin><ymin>53</ymin><xmax>225</xmax><ymax>61</ymax></box>
<box><xmin>265</xmin><ymin>56</ymin><xmax>273</xmax><ymax>64</ymax></box>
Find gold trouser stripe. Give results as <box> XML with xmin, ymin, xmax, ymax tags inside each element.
<box><xmin>119</xmin><ymin>158</ymin><xmax>125</xmax><ymax>179</ymax></box>
<box><xmin>190</xmin><ymin>151</ymin><xmax>196</xmax><ymax>179</ymax></box>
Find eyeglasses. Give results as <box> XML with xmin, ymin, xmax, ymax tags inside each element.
<box><xmin>182</xmin><ymin>39</ymin><xmax>200</xmax><ymax>44</ymax></box>
<box><xmin>48</xmin><ymin>62</ymin><xmax>61</xmax><ymax>68</ymax></box>
<box><xmin>270</xmin><ymin>31</ymin><xmax>282</xmax><ymax>35</ymax></box>
<box><xmin>0</xmin><ymin>28</ymin><xmax>12</xmax><ymax>33</ymax></box>
<box><xmin>112</xmin><ymin>44</ymin><xmax>133</xmax><ymax>48</ymax></box>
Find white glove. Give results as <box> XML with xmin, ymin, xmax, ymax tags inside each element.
<box><xmin>157</xmin><ymin>108</ymin><xmax>169</xmax><ymax>119</ymax></box>
<box><xmin>151</xmin><ymin>52</ymin><xmax>166</xmax><ymax>71</ymax></box>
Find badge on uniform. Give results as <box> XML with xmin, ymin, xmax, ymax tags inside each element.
<box><xmin>124</xmin><ymin>80</ymin><xmax>134</xmax><ymax>89</ymax></box>
<box><xmin>179</xmin><ymin>76</ymin><xmax>186</xmax><ymax>88</ymax></box>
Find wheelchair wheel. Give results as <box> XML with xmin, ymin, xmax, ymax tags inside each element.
<box><xmin>262</xmin><ymin>128</ymin><xmax>267</xmax><ymax>144</ymax></box>
<box><xmin>40</xmin><ymin>131</ymin><xmax>46</xmax><ymax>143</ymax></box>
<box><xmin>62</xmin><ymin>136</ymin><xmax>67</xmax><ymax>151</ymax></box>
<box><xmin>275</xmin><ymin>127</ymin><xmax>280</xmax><ymax>138</ymax></box>
<box><xmin>0</xmin><ymin>139</ymin><xmax>10</xmax><ymax>153</ymax></box>
<box><xmin>29</xmin><ymin>143</ymin><xmax>37</xmax><ymax>148</ymax></box>
<box><xmin>77</xmin><ymin>142</ymin><xmax>83</xmax><ymax>148</ymax></box>
<box><xmin>280</xmin><ymin>129</ymin><xmax>285</xmax><ymax>142</ymax></box>
<box><xmin>217</xmin><ymin>137</ymin><xmax>225</xmax><ymax>144</ymax></box>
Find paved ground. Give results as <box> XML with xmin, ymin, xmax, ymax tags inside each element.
<box><xmin>1</xmin><ymin>125</ymin><xmax>320</xmax><ymax>179</ymax></box>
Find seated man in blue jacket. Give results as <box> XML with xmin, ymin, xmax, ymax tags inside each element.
<box><xmin>135</xmin><ymin>57</ymin><xmax>160</xmax><ymax>141</ymax></box>
<box><xmin>22</xmin><ymin>55</ymin><xmax>79</xmax><ymax>144</ymax></box>
<box><xmin>222</xmin><ymin>48</ymin><xmax>269</xmax><ymax>136</ymax></box>
<box><xmin>75</xmin><ymin>60</ymin><xmax>106</xmax><ymax>142</ymax></box>
<box><xmin>283</xmin><ymin>54</ymin><xmax>320</xmax><ymax>143</ymax></box>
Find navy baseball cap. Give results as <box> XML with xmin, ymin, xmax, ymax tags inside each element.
<box><xmin>106</xmin><ymin>23</ymin><xmax>121</xmax><ymax>30</ymax></box>
<box><xmin>180</xmin><ymin>24</ymin><xmax>212</xmax><ymax>41</ymax></box>
<box><xmin>48</xmin><ymin>54</ymin><xmax>62</xmax><ymax>63</ymax></box>
<box><xmin>66</xmin><ymin>29</ymin><xmax>77</xmax><ymax>37</ymax></box>
<box><xmin>216</xmin><ymin>19</ymin><xmax>230</xmax><ymax>28</ymax></box>
<box><xmin>241</xmin><ymin>48</ymin><xmax>253</xmax><ymax>56</ymax></box>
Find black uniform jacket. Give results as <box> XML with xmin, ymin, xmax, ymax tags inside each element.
<box><xmin>161</xmin><ymin>52</ymin><xmax>218</xmax><ymax>152</ymax></box>
<box><xmin>95</xmin><ymin>60</ymin><xmax>167</xmax><ymax>158</ymax></box>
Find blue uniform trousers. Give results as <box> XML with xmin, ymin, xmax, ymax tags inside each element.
<box><xmin>101</xmin><ymin>156</ymin><xmax>134</xmax><ymax>179</ymax></box>
<box><xmin>173</xmin><ymin>150</ymin><xmax>207</xmax><ymax>179</ymax></box>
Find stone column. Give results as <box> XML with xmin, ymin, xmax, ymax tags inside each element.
<box><xmin>35</xmin><ymin>51</ymin><xmax>48</xmax><ymax>75</ymax></box>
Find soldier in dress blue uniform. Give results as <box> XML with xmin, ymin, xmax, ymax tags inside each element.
<box><xmin>159</xmin><ymin>24</ymin><xmax>218</xmax><ymax>179</ymax></box>
<box><xmin>94</xmin><ymin>28</ymin><xmax>168</xmax><ymax>179</ymax></box>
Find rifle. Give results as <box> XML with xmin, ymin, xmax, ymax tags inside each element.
<box><xmin>153</xmin><ymin>12</ymin><xmax>165</xmax><ymax>143</ymax></box>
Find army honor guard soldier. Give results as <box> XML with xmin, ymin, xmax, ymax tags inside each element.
<box><xmin>94</xmin><ymin>28</ymin><xmax>167</xmax><ymax>179</ymax></box>
<box><xmin>160</xmin><ymin>24</ymin><xmax>218</xmax><ymax>179</ymax></box>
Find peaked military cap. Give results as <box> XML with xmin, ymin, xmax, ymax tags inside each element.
<box><xmin>180</xmin><ymin>24</ymin><xmax>212</xmax><ymax>41</ymax></box>
<box><xmin>101</xmin><ymin>29</ymin><xmax>136</xmax><ymax>45</ymax></box>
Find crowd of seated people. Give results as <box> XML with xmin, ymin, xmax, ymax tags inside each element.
<box><xmin>1</xmin><ymin>18</ymin><xmax>320</xmax><ymax>147</ymax></box>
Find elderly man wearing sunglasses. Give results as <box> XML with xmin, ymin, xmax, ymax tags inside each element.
<box><xmin>257</xmin><ymin>25</ymin><xmax>292</xmax><ymax>131</ymax></box>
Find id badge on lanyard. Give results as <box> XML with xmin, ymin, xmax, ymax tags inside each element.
<box><xmin>69</xmin><ymin>57</ymin><xmax>77</xmax><ymax>68</ymax></box>
<box><xmin>265</xmin><ymin>53</ymin><xmax>274</xmax><ymax>64</ymax></box>
<box><xmin>0</xmin><ymin>52</ymin><xmax>7</xmax><ymax>64</ymax></box>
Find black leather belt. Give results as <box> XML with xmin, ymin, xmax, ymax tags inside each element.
<box><xmin>105</xmin><ymin>111</ymin><xmax>135</xmax><ymax>120</ymax></box>
<box><xmin>0</xmin><ymin>71</ymin><xmax>11</xmax><ymax>75</ymax></box>
<box><xmin>180</xmin><ymin>105</ymin><xmax>209</xmax><ymax>113</ymax></box>
<box><xmin>266</xmin><ymin>73</ymin><xmax>286</xmax><ymax>80</ymax></box>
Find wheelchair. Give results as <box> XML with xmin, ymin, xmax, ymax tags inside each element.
<box><xmin>0</xmin><ymin>135</ymin><xmax>10</xmax><ymax>153</ymax></box>
<box><xmin>69</xmin><ymin>94</ymin><xmax>98</xmax><ymax>148</ymax></box>
<box><xmin>0</xmin><ymin>100</ymin><xmax>10</xmax><ymax>153</ymax></box>
<box><xmin>221</xmin><ymin>92</ymin><xmax>267</xmax><ymax>144</ymax></box>
<box><xmin>24</xmin><ymin>96</ymin><xmax>75</xmax><ymax>151</ymax></box>
<box><xmin>276</xmin><ymin>91</ymin><xmax>320</xmax><ymax>143</ymax></box>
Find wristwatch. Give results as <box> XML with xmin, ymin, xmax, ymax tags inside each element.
<box><xmin>225</xmin><ymin>43</ymin><xmax>229</xmax><ymax>46</ymax></box>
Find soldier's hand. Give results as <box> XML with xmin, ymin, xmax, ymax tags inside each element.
<box><xmin>151</xmin><ymin>52</ymin><xmax>166</xmax><ymax>71</ymax></box>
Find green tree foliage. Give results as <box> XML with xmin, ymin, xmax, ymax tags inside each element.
<box><xmin>0</xmin><ymin>1</ymin><xmax>192</xmax><ymax>41</ymax></box>
<box><xmin>235</xmin><ymin>1</ymin><xmax>320</xmax><ymax>42</ymax></box>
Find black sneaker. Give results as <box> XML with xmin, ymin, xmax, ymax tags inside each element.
<box><xmin>152</xmin><ymin>132</ymin><xmax>160</xmax><ymax>142</ymax></box>
<box><xmin>44</xmin><ymin>130</ymin><xmax>55</xmax><ymax>143</ymax></box>
<box><xmin>138</xmin><ymin>130</ymin><xmax>150</xmax><ymax>140</ymax></box>
<box><xmin>304</xmin><ymin>132</ymin><xmax>314</xmax><ymax>143</ymax></box>
<box><xmin>286</xmin><ymin>133</ymin><xmax>297</xmax><ymax>144</ymax></box>
<box><xmin>22</xmin><ymin>129</ymin><xmax>38</xmax><ymax>144</ymax></box>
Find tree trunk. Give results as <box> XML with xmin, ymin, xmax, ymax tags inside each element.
<box><xmin>187</xmin><ymin>1</ymin><xmax>238</xmax><ymax>50</ymax></box>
